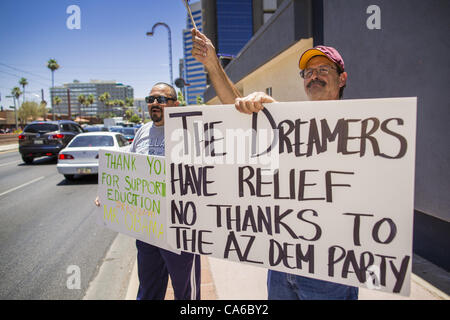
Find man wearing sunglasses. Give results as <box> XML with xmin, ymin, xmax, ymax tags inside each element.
<box><xmin>96</xmin><ymin>82</ymin><xmax>201</xmax><ymax>300</ymax></box>
<box><xmin>191</xmin><ymin>29</ymin><xmax>357</xmax><ymax>300</ymax></box>
<box><xmin>130</xmin><ymin>82</ymin><xmax>201</xmax><ymax>300</ymax></box>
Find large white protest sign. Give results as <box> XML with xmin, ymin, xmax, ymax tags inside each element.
<box><xmin>164</xmin><ymin>97</ymin><xmax>416</xmax><ymax>296</ymax></box>
<box><xmin>97</xmin><ymin>149</ymin><xmax>178</xmax><ymax>253</ymax></box>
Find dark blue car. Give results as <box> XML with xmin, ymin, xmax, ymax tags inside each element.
<box><xmin>18</xmin><ymin>120</ymin><xmax>84</xmax><ymax>164</ymax></box>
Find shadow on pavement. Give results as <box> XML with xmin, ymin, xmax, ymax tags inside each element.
<box><xmin>18</xmin><ymin>156</ymin><xmax>58</xmax><ymax>166</ymax></box>
<box><xmin>57</xmin><ymin>174</ymin><xmax>99</xmax><ymax>186</ymax></box>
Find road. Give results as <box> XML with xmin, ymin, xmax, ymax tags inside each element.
<box><xmin>0</xmin><ymin>150</ymin><xmax>120</xmax><ymax>299</ymax></box>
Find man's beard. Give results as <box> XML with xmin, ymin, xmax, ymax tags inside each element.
<box><xmin>150</xmin><ymin>105</ymin><xmax>163</xmax><ymax>123</ymax></box>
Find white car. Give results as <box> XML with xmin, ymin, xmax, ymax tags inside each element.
<box><xmin>57</xmin><ymin>132</ymin><xmax>130</xmax><ymax>180</ymax></box>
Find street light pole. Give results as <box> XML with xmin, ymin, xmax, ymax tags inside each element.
<box><xmin>146</xmin><ymin>22</ymin><xmax>173</xmax><ymax>86</ymax></box>
<box><xmin>5</xmin><ymin>95</ymin><xmax>18</xmax><ymax>130</ymax></box>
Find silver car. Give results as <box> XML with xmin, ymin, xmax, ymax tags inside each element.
<box><xmin>57</xmin><ymin>132</ymin><xmax>130</xmax><ymax>181</ymax></box>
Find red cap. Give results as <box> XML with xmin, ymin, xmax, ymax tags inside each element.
<box><xmin>299</xmin><ymin>46</ymin><xmax>345</xmax><ymax>71</ymax></box>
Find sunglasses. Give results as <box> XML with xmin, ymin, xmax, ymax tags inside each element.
<box><xmin>145</xmin><ymin>95</ymin><xmax>176</xmax><ymax>104</ymax></box>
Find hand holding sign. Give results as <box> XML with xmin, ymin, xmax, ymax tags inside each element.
<box><xmin>234</xmin><ymin>91</ymin><xmax>277</xmax><ymax>114</ymax></box>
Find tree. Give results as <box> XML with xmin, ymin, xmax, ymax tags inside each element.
<box><xmin>86</xmin><ymin>94</ymin><xmax>95</xmax><ymax>118</ymax></box>
<box><xmin>47</xmin><ymin>59</ymin><xmax>60</xmax><ymax>87</ymax></box>
<box><xmin>124</xmin><ymin>108</ymin><xmax>134</xmax><ymax>121</ymax></box>
<box><xmin>177</xmin><ymin>90</ymin><xmax>187</xmax><ymax>106</ymax></box>
<box><xmin>18</xmin><ymin>101</ymin><xmax>39</xmax><ymax>125</ymax></box>
<box><xmin>38</xmin><ymin>101</ymin><xmax>48</xmax><ymax>120</ymax></box>
<box><xmin>98</xmin><ymin>92</ymin><xmax>111</xmax><ymax>115</ymax></box>
<box><xmin>196</xmin><ymin>95</ymin><xmax>204</xmax><ymax>105</ymax></box>
<box><xmin>125</xmin><ymin>97</ymin><xmax>134</xmax><ymax>107</ymax></box>
<box><xmin>19</xmin><ymin>78</ymin><xmax>28</xmax><ymax>104</ymax></box>
<box><xmin>47</xmin><ymin>59</ymin><xmax>60</xmax><ymax>121</ymax></box>
<box><xmin>117</xmin><ymin>99</ymin><xmax>125</xmax><ymax>116</ymax></box>
<box><xmin>77</xmin><ymin>94</ymin><xmax>86</xmax><ymax>118</ymax></box>
<box><xmin>11</xmin><ymin>87</ymin><xmax>22</xmax><ymax>129</ymax></box>
<box><xmin>108</xmin><ymin>99</ymin><xmax>125</xmax><ymax>116</ymax></box>
<box><xmin>53</xmin><ymin>96</ymin><xmax>62</xmax><ymax>118</ymax></box>
<box><xmin>129</xmin><ymin>114</ymin><xmax>141</xmax><ymax>124</ymax></box>
<box><xmin>11</xmin><ymin>86</ymin><xmax>22</xmax><ymax>102</ymax></box>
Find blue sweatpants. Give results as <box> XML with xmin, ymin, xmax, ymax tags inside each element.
<box><xmin>136</xmin><ymin>240</ymin><xmax>201</xmax><ymax>300</ymax></box>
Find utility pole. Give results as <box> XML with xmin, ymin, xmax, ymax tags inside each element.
<box><xmin>41</xmin><ymin>89</ymin><xmax>47</xmax><ymax>121</ymax></box>
<box><xmin>67</xmin><ymin>88</ymin><xmax>71</xmax><ymax>119</ymax></box>
<box><xmin>6</xmin><ymin>95</ymin><xmax>18</xmax><ymax>130</ymax></box>
<box><xmin>51</xmin><ymin>88</ymin><xmax>55</xmax><ymax>121</ymax></box>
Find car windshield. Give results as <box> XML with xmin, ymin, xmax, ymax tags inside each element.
<box><xmin>109</xmin><ymin>127</ymin><xmax>122</xmax><ymax>132</ymax></box>
<box><xmin>84</xmin><ymin>126</ymin><xmax>101</xmax><ymax>132</ymax></box>
<box><xmin>121</xmin><ymin>128</ymin><xmax>135</xmax><ymax>135</ymax></box>
<box><xmin>69</xmin><ymin>135</ymin><xmax>114</xmax><ymax>147</ymax></box>
<box><xmin>24</xmin><ymin>123</ymin><xmax>59</xmax><ymax>133</ymax></box>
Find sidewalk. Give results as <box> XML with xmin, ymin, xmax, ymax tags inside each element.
<box><xmin>124</xmin><ymin>253</ymin><xmax>449</xmax><ymax>300</ymax></box>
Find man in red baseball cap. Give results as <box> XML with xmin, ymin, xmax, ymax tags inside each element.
<box><xmin>192</xmin><ymin>29</ymin><xmax>357</xmax><ymax>300</ymax></box>
<box><xmin>298</xmin><ymin>45</ymin><xmax>347</xmax><ymax>101</ymax></box>
<box><xmin>191</xmin><ymin>29</ymin><xmax>348</xmax><ymax>110</ymax></box>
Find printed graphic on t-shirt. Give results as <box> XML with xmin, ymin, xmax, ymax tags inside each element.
<box><xmin>148</xmin><ymin>137</ymin><xmax>165</xmax><ymax>155</ymax></box>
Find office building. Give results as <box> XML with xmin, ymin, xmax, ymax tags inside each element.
<box><xmin>50</xmin><ymin>80</ymin><xmax>133</xmax><ymax>116</ymax></box>
<box><xmin>202</xmin><ymin>0</ymin><xmax>284</xmax><ymax>65</ymax></box>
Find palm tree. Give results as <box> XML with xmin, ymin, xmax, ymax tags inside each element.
<box><xmin>77</xmin><ymin>94</ymin><xmax>86</xmax><ymax>119</ymax></box>
<box><xmin>53</xmin><ymin>96</ymin><xmax>62</xmax><ymax>119</ymax></box>
<box><xmin>117</xmin><ymin>99</ymin><xmax>125</xmax><ymax>117</ymax></box>
<box><xmin>47</xmin><ymin>59</ymin><xmax>60</xmax><ymax>120</ymax></box>
<box><xmin>19</xmin><ymin>78</ymin><xmax>28</xmax><ymax>104</ymax></box>
<box><xmin>47</xmin><ymin>59</ymin><xmax>60</xmax><ymax>87</ymax></box>
<box><xmin>177</xmin><ymin>90</ymin><xmax>187</xmax><ymax>106</ymax></box>
<box><xmin>11</xmin><ymin>86</ymin><xmax>22</xmax><ymax>101</ymax></box>
<box><xmin>11</xmin><ymin>87</ymin><xmax>22</xmax><ymax>129</ymax></box>
<box><xmin>98</xmin><ymin>92</ymin><xmax>111</xmax><ymax>115</ymax></box>
<box><xmin>86</xmin><ymin>94</ymin><xmax>95</xmax><ymax>121</ymax></box>
<box><xmin>125</xmin><ymin>97</ymin><xmax>134</xmax><ymax>107</ymax></box>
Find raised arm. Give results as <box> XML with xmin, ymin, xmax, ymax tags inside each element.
<box><xmin>191</xmin><ymin>28</ymin><xmax>241</xmax><ymax>104</ymax></box>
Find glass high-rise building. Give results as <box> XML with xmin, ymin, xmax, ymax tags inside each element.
<box><xmin>215</xmin><ymin>0</ymin><xmax>254</xmax><ymax>56</ymax></box>
<box><xmin>183</xmin><ymin>0</ymin><xmax>283</xmax><ymax>103</ymax></box>
<box><xmin>183</xmin><ymin>1</ymin><xmax>207</xmax><ymax>105</ymax></box>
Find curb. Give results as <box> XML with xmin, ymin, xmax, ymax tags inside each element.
<box><xmin>125</xmin><ymin>259</ymin><xmax>138</xmax><ymax>300</ymax></box>
<box><xmin>411</xmin><ymin>274</ymin><xmax>449</xmax><ymax>300</ymax></box>
<box><xmin>83</xmin><ymin>233</ymin><xmax>136</xmax><ymax>300</ymax></box>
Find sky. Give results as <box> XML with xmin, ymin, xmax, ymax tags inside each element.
<box><xmin>0</xmin><ymin>0</ymin><xmax>194</xmax><ymax>108</ymax></box>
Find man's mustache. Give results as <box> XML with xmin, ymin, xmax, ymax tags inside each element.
<box><xmin>151</xmin><ymin>106</ymin><xmax>162</xmax><ymax>112</ymax></box>
<box><xmin>307</xmin><ymin>79</ymin><xmax>326</xmax><ymax>88</ymax></box>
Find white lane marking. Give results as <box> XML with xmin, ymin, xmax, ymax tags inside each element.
<box><xmin>0</xmin><ymin>160</ymin><xmax>21</xmax><ymax>167</ymax></box>
<box><xmin>0</xmin><ymin>176</ymin><xmax>45</xmax><ymax>197</ymax></box>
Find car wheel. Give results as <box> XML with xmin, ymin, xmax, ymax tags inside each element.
<box><xmin>22</xmin><ymin>156</ymin><xmax>34</xmax><ymax>164</ymax></box>
<box><xmin>64</xmin><ymin>174</ymin><xmax>75</xmax><ymax>181</ymax></box>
